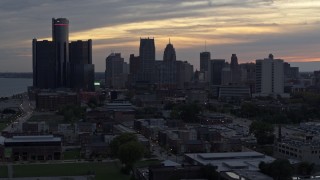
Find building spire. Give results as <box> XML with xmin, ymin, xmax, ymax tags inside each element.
<box><xmin>169</xmin><ymin>38</ymin><xmax>171</xmax><ymax>44</ymax></box>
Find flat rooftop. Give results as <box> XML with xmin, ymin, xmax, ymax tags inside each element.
<box><xmin>185</xmin><ymin>151</ymin><xmax>275</xmax><ymax>172</ymax></box>
<box><xmin>5</xmin><ymin>135</ymin><xmax>61</xmax><ymax>143</ymax></box>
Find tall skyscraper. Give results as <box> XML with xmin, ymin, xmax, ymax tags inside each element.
<box><xmin>230</xmin><ymin>54</ymin><xmax>238</xmax><ymax>69</ymax></box>
<box><xmin>52</xmin><ymin>18</ymin><xmax>69</xmax><ymax>87</ymax></box>
<box><xmin>32</xmin><ymin>40</ymin><xmax>56</xmax><ymax>89</ymax></box>
<box><xmin>230</xmin><ymin>54</ymin><xmax>240</xmax><ymax>84</ymax></box>
<box><xmin>33</xmin><ymin>18</ymin><xmax>94</xmax><ymax>91</ymax></box>
<box><xmin>255</xmin><ymin>54</ymin><xmax>285</xmax><ymax>96</ymax></box>
<box><xmin>69</xmin><ymin>40</ymin><xmax>94</xmax><ymax>91</ymax></box>
<box><xmin>163</xmin><ymin>40</ymin><xmax>176</xmax><ymax>62</ymax></box>
<box><xmin>156</xmin><ymin>41</ymin><xmax>177</xmax><ymax>88</ymax></box>
<box><xmin>210</xmin><ymin>59</ymin><xmax>226</xmax><ymax>85</ymax></box>
<box><xmin>139</xmin><ymin>38</ymin><xmax>156</xmax><ymax>83</ymax></box>
<box><xmin>200</xmin><ymin>52</ymin><xmax>211</xmax><ymax>72</ymax></box>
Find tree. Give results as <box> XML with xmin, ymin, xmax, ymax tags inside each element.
<box><xmin>118</xmin><ymin>141</ymin><xmax>145</xmax><ymax>172</ymax></box>
<box><xmin>201</xmin><ymin>164</ymin><xmax>220</xmax><ymax>180</ymax></box>
<box><xmin>110</xmin><ymin>133</ymin><xmax>138</xmax><ymax>157</ymax></box>
<box><xmin>240</xmin><ymin>102</ymin><xmax>258</xmax><ymax>118</ymax></box>
<box><xmin>296</xmin><ymin>162</ymin><xmax>314</xmax><ymax>176</ymax></box>
<box><xmin>57</xmin><ymin>105</ymin><xmax>85</xmax><ymax>123</ymax></box>
<box><xmin>249</xmin><ymin>121</ymin><xmax>274</xmax><ymax>145</ymax></box>
<box><xmin>171</xmin><ymin>103</ymin><xmax>202</xmax><ymax>123</ymax></box>
<box><xmin>259</xmin><ymin>159</ymin><xmax>293</xmax><ymax>180</ymax></box>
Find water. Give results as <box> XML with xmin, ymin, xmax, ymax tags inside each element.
<box><xmin>0</xmin><ymin>78</ymin><xmax>32</xmax><ymax>97</ymax></box>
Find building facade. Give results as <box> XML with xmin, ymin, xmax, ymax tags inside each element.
<box><xmin>139</xmin><ymin>38</ymin><xmax>156</xmax><ymax>83</ymax></box>
<box><xmin>200</xmin><ymin>52</ymin><xmax>211</xmax><ymax>72</ymax></box>
<box><xmin>105</xmin><ymin>53</ymin><xmax>127</xmax><ymax>89</ymax></box>
<box><xmin>210</xmin><ymin>59</ymin><xmax>226</xmax><ymax>85</ymax></box>
<box><xmin>255</xmin><ymin>54</ymin><xmax>285</xmax><ymax>97</ymax></box>
<box><xmin>69</xmin><ymin>40</ymin><xmax>94</xmax><ymax>91</ymax></box>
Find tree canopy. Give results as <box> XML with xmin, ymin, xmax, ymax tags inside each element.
<box><xmin>109</xmin><ymin>133</ymin><xmax>145</xmax><ymax>174</ymax></box>
<box><xmin>170</xmin><ymin>103</ymin><xmax>202</xmax><ymax>123</ymax></box>
<box><xmin>249</xmin><ymin>121</ymin><xmax>274</xmax><ymax>145</ymax></box>
<box><xmin>259</xmin><ymin>159</ymin><xmax>293</xmax><ymax>180</ymax></box>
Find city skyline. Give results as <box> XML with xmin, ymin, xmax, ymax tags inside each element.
<box><xmin>0</xmin><ymin>0</ymin><xmax>320</xmax><ymax>72</ymax></box>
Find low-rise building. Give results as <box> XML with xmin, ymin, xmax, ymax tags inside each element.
<box><xmin>36</xmin><ymin>91</ymin><xmax>79</xmax><ymax>111</ymax></box>
<box><xmin>274</xmin><ymin>138</ymin><xmax>320</xmax><ymax>165</ymax></box>
<box><xmin>4</xmin><ymin>135</ymin><xmax>62</xmax><ymax>161</ymax></box>
<box><xmin>185</xmin><ymin>151</ymin><xmax>275</xmax><ymax>172</ymax></box>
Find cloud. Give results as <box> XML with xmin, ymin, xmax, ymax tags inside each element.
<box><xmin>0</xmin><ymin>0</ymin><xmax>319</xmax><ymax>71</ymax></box>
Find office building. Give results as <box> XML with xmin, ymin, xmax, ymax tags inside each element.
<box><xmin>69</xmin><ymin>40</ymin><xmax>94</xmax><ymax>91</ymax></box>
<box><xmin>221</xmin><ymin>66</ymin><xmax>232</xmax><ymax>85</ymax></box>
<box><xmin>36</xmin><ymin>91</ymin><xmax>79</xmax><ymax>111</ymax></box>
<box><xmin>210</xmin><ymin>59</ymin><xmax>226</xmax><ymax>85</ymax></box>
<box><xmin>240</xmin><ymin>63</ymin><xmax>256</xmax><ymax>93</ymax></box>
<box><xmin>255</xmin><ymin>54</ymin><xmax>286</xmax><ymax>97</ymax></box>
<box><xmin>33</xmin><ymin>18</ymin><xmax>94</xmax><ymax>91</ymax></box>
<box><xmin>230</xmin><ymin>54</ymin><xmax>241</xmax><ymax>84</ymax></box>
<box><xmin>139</xmin><ymin>38</ymin><xmax>156</xmax><ymax>83</ymax></box>
<box><xmin>32</xmin><ymin>40</ymin><xmax>56</xmax><ymax>89</ymax></box>
<box><xmin>52</xmin><ymin>18</ymin><xmax>69</xmax><ymax>87</ymax></box>
<box><xmin>284</xmin><ymin>62</ymin><xmax>299</xmax><ymax>80</ymax></box>
<box><xmin>105</xmin><ymin>53</ymin><xmax>127</xmax><ymax>89</ymax></box>
<box><xmin>163</xmin><ymin>40</ymin><xmax>176</xmax><ymax>62</ymax></box>
<box><xmin>176</xmin><ymin>61</ymin><xmax>194</xmax><ymax>89</ymax></box>
<box><xmin>156</xmin><ymin>41</ymin><xmax>177</xmax><ymax>88</ymax></box>
<box><xmin>200</xmin><ymin>52</ymin><xmax>211</xmax><ymax>72</ymax></box>
<box><xmin>274</xmin><ymin>137</ymin><xmax>320</xmax><ymax>165</ymax></box>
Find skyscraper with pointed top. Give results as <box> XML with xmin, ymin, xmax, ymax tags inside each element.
<box><xmin>163</xmin><ymin>39</ymin><xmax>176</xmax><ymax>62</ymax></box>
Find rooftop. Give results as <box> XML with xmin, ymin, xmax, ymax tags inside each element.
<box><xmin>185</xmin><ymin>151</ymin><xmax>275</xmax><ymax>172</ymax></box>
<box><xmin>5</xmin><ymin>135</ymin><xmax>61</xmax><ymax>143</ymax></box>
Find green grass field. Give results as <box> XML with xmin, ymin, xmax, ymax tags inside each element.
<box><xmin>13</xmin><ymin>162</ymin><xmax>130</xmax><ymax>180</ymax></box>
<box><xmin>0</xmin><ymin>166</ymin><xmax>8</xmax><ymax>178</ymax></box>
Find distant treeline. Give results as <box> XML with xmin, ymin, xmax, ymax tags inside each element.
<box><xmin>0</xmin><ymin>72</ymin><xmax>106</xmax><ymax>80</ymax></box>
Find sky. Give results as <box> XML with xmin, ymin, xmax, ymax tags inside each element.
<box><xmin>0</xmin><ymin>0</ymin><xmax>320</xmax><ymax>72</ymax></box>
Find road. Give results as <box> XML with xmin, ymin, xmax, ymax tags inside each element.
<box><xmin>3</xmin><ymin>94</ymin><xmax>33</xmax><ymax>133</ymax></box>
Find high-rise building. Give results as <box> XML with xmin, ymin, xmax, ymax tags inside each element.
<box><xmin>230</xmin><ymin>54</ymin><xmax>238</xmax><ymax>70</ymax></box>
<box><xmin>129</xmin><ymin>54</ymin><xmax>140</xmax><ymax>75</ymax></box>
<box><xmin>200</xmin><ymin>52</ymin><xmax>211</xmax><ymax>72</ymax></box>
<box><xmin>105</xmin><ymin>53</ymin><xmax>127</xmax><ymax>88</ymax></box>
<box><xmin>32</xmin><ymin>40</ymin><xmax>56</xmax><ymax>89</ymax></box>
<box><xmin>255</xmin><ymin>54</ymin><xmax>285</xmax><ymax>97</ymax></box>
<box><xmin>33</xmin><ymin>18</ymin><xmax>94</xmax><ymax>91</ymax></box>
<box><xmin>176</xmin><ymin>61</ymin><xmax>194</xmax><ymax>89</ymax></box>
<box><xmin>139</xmin><ymin>38</ymin><xmax>156</xmax><ymax>83</ymax></box>
<box><xmin>156</xmin><ymin>41</ymin><xmax>177</xmax><ymax>88</ymax></box>
<box><xmin>163</xmin><ymin>40</ymin><xmax>176</xmax><ymax>62</ymax></box>
<box><xmin>69</xmin><ymin>40</ymin><xmax>94</xmax><ymax>91</ymax></box>
<box><xmin>240</xmin><ymin>63</ymin><xmax>256</xmax><ymax>93</ymax></box>
<box><xmin>284</xmin><ymin>62</ymin><xmax>299</xmax><ymax>80</ymax></box>
<box><xmin>230</xmin><ymin>54</ymin><xmax>240</xmax><ymax>84</ymax></box>
<box><xmin>210</xmin><ymin>59</ymin><xmax>226</xmax><ymax>85</ymax></box>
<box><xmin>52</xmin><ymin>18</ymin><xmax>69</xmax><ymax>87</ymax></box>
